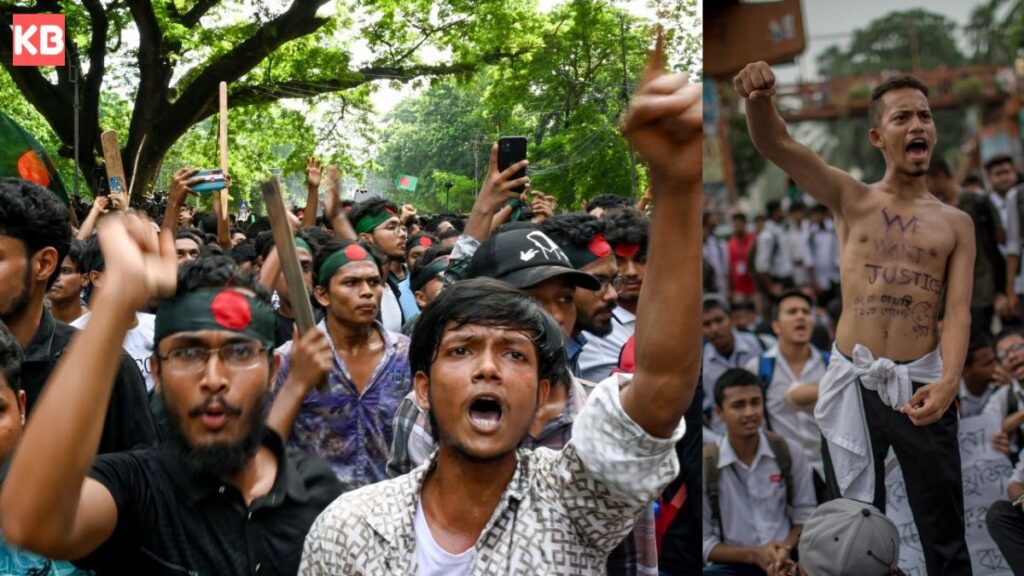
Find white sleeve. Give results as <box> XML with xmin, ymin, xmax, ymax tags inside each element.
<box><xmin>1007</xmin><ymin>189</ymin><xmax>1021</xmax><ymax>256</ymax></box>
<box><xmin>702</xmin><ymin>472</ymin><xmax>722</xmax><ymax>563</ymax></box>
<box><xmin>755</xmin><ymin>230</ymin><xmax>774</xmax><ymax>274</ymax></box>
<box><xmin>787</xmin><ymin>439</ymin><xmax>816</xmax><ymax>525</ymax></box>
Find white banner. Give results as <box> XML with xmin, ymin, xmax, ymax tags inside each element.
<box><xmin>884</xmin><ymin>413</ymin><xmax>1015</xmax><ymax>575</ymax></box>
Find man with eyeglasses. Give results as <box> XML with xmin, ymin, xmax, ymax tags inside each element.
<box><xmin>0</xmin><ymin>216</ymin><xmax>343</xmax><ymax>574</ymax></box>
<box><xmin>541</xmin><ymin>213</ymin><xmax>621</xmax><ymax>382</ymax></box>
<box><xmin>984</xmin><ymin>327</ymin><xmax>1024</xmax><ymax>464</ymax></box>
<box><xmin>348</xmin><ymin>198</ymin><xmax>409</xmax><ymax>332</ymax></box>
<box><xmin>271</xmin><ymin>239</ymin><xmax>412</xmax><ymax>492</ymax></box>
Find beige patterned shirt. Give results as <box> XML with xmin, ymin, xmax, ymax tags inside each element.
<box><xmin>298</xmin><ymin>373</ymin><xmax>686</xmax><ymax>575</ymax></box>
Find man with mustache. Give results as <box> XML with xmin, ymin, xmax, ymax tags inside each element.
<box><xmin>0</xmin><ymin>218</ymin><xmax>343</xmax><ymax>575</ymax></box>
<box><xmin>270</xmin><ymin>239</ymin><xmax>412</xmax><ymax>492</ymax></box>
<box><xmin>735</xmin><ymin>61</ymin><xmax>975</xmax><ymax>574</ymax></box>
<box><xmin>540</xmin><ymin>213</ymin><xmax>621</xmax><ymax>382</ymax></box>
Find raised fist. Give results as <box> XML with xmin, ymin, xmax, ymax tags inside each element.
<box><xmin>733</xmin><ymin>61</ymin><xmax>777</xmax><ymax>101</ymax></box>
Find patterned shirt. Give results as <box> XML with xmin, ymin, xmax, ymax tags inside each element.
<box><xmin>299</xmin><ymin>374</ymin><xmax>685</xmax><ymax>575</ymax></box>
<box><xmin>274</xmin><ymin>320</ymin><xmax>412</xmax><ymax>493</ymax></box>
<box><xmin>386</xmin><ymin>375</ymin><xmax>659</xmax><ymax>575</ymax></box>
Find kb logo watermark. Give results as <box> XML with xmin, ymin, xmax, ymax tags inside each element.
<box><xmin>12</xmin><ymin>14</ymin><xmax>65</xmax><ymax>67</ymax></box>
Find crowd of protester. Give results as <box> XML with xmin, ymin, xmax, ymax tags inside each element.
<box><xmin>700</xmin><ymin>151</ymin><xmax>1024</xmax><ymax>575</ymax></box>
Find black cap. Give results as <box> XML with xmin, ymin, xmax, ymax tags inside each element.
<box><xmin>467</xmin><ymin>228</ymin><xmax>601</xmax><ymax>291</ymax></box>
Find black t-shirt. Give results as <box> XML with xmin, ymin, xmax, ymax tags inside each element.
<box><xmin>657</xmin><ymin>383</ymin><xmax>704</xmax><ymax>575</ymax></box>
<box><xmin>21</xmin><ymin>309</ymin><xmax>158</xmax><ymax>453</ymax></box>
<box><xmin>77</xmin><ymin>429</ymin><xmax>343</xmax><ymax>575</ymax></box>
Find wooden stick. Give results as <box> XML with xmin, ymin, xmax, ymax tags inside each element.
<box><xmin>100</xmin><ymin>130</ymin><xmax>127</xmax><ymax>210</ymax></box>
<box><xmin>261</xmin><ymin>177</ymin><xmax>326</xmax><ymax>391</ymax></box>
<box><xmin>218</xmin><ymin>82</ymin><xmax>229</xmax><ymax>216</ymax></box>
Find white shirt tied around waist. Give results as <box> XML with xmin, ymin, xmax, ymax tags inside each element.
<box><xmin>814</xmin><ymin>343</ymin><xmax>943</xmax><ymax>502</ymax></box>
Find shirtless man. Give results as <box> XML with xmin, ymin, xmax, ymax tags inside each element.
<box><xmin>734</xmin><ymin>62</ymin><xmax>974</xmax><ymax>576</ymax></box>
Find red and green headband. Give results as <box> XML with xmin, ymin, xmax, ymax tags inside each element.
<box><xmin>561</xmin><ymin>233</ymin><xmax>613</xmax><ymax>270</ymax></box>
<box><xmin>354</xmin><ymin>207</ymin><xmax>397</xmax><ymax>235</ymax></box>
<box><xmin>317</xmin><ymin>243</ymin><xmax>378</xmax><ymax>286</ymax></box>
<box><xmin>154</xmin><ymin>288</ymin><xmax>275</xmax><ymax>347</ymax></box>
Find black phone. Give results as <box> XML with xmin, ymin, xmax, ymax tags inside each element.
<box><xmin>497</xmin><ymin>136</ymin><xmax>528</xmax><ymax>193</ymax></box>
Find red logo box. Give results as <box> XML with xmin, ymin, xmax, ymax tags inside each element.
<box><xmin>12</xmin><ymin>14</ymin><xmax>65</xmax><ymax>66</ymax></box>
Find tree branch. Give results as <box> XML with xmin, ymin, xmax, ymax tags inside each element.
<box><xmin>169</xmin><ymin>0</ymin><xmax>220</xmax><ymax>28</ymax></box>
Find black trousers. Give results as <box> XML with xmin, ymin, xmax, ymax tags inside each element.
<box><xmin>987</xmin><ymin>500</ymin><xmax>1024</xmax><ymax>575</ymax></box>
<box><xmin>822</xmin><ymin>380</ymin><xmax>972</xmax><ymax>576</ymax></box>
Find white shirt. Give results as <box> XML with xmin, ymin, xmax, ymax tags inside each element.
<box><xmin>959</xmin><ymin>379</ymin><xmax>996</xmax><ymax>418</ymax></box>
<box><xmin>580</xmin><ymin>307</ymin><xmax>636</xmax><ymax>383</ymax></box>
<box><xmin>701</xmin><ymin>431</ymin><xmax>816</xmax><ymax>563</ymax></box>
<box><xmin>1003</xmin><ymin>187</ymin><xmax>1023</xmax><ymax>294</ymax></box>
<box><xmin>1012</xmin><ymin>458</ymin><xmax>1024</xmax><ymax>486</ymax></box>
<box><xmin>983</xmin><ymin>382</ymin><xmax>1024</xmax><ymax>452</ymax></box>
<box><xmin>702</xmin><ymin>330</ymin><xmax>777</xmax><ymax>433</ymax></box>
<box><xmin>414</xmin><ymin>499</ymin><xmax>474</xmax><ymax>576</ymax></box>
<box><xmin>755</xmin><ymin>220</ymin><xmax>794</xmax><ymax>279</ymax></box>
<box><xmin>744</xmin><ymin>346</ymin><xmax>827</xmax><ymax>476</ymax></box>
<box><xmin>785</xmin><ymin>219</ymin><xmax>810</xmax><ymax>286</ymax></box>
<box><xmin>814</xmin><ymin>344</ymin><xmax>943</xmax><ymax>502</ymax></box>
<box><xmin>804</xmin><ymin>219</ymin><xmax>839</xmax><ymax>290</ymax></box>
<box><xmin>381</xmin><ymin>286</ymin><xmax>403</xmax><ymax>333</ymax></box>
<box><xmin>72</xmin><ymin>312</ymin><xmax>156</xmax><ymax>392</ymax></box>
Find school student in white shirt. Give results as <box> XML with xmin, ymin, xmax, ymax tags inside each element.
<box><xmin>702</xmin><ymin>368</ymin><xmax>815</xmax><ymax>576</ymax></box>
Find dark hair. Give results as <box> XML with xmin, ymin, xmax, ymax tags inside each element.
<box><xmin>65</xmin><ymin>238</ymin><xmax>84</xmax><ymax>268</ymax></box>
<box><xmin>539</xmin><ymin>213</ymin><xmax>606</xmax><ymax>250</ymax></box>
<box><xmin>0</xmin><ymin>320</ymin><xmax>23</xmax><ymax>393</ymax></box>
<box><xmin>585</xmin><ymin>193</ymin><xmax>632</xmax><ymax>213</ymax></box>
<box><xmin>406</xmin><ymin>232</ymin><xmax>440</xmax><ymax>253</ymax></box>
<box><xmin>79</xmin><ymin>234</ymin><xmax>104</xmax><ymax>274</ymax></box>
<box><xmin>347</xmin><ymin>198</ymin><xmax>399</xmax><ymax>232</ymax></box>
<box><xmin>713</xmin><ymin>368</ymin><xmax>761</xmax><ymax>407</ymax></box>
<box><xmin>200</xmin><ymin>244</ymin><xmax>225</xmax><ymax>258</ymax></box>
<box><xmin>0</xmin><ymin>178</ymin><xmax>72</xmax><ymax>290</ymax></box>
<box><xmin>994</xmin><ymin>326</ymin><xmax>1024</xmax><ymax>349</ymax></box>
<box><xmin>732</xmin><ymin>212</ymin><xmax>748</xmax><ymax>223</ymax></box>
<box><xmin>604</xmin><ymin>207</ymin><xmax>649</xmax><ymax>248</ymax></box>
<box><xmin>174</xmin><ymin>256</ymin><xmax>271</xmax><ymax>304</ymax></box>
<box><xmin>229</xmin><ymin>239</ymin><xmax>258</xmax><ymax>266</ymax></box>
<box><xmin>962</xmin><ymin>173</ymin><xmax>983</xmax><ymax>188</ymax></box>
<box><xmin>966</xmin><ymin>330</ymin><xmax>994</xmax><ymax>366</ymax></box>
<box><xmin>788</xmin><ymin>200</ymin><xmax>806</xmax><ymax>214</ymax></box>
<box><xmin>313</xmin><ymin>239</ymin><xmax>384</xmax><ymax>288</ymax></box>
<box><xmin>424</xmin><ymin>214</ymin><xmax>464</xmax><ymax>235</ymax></box>
<box><xmin>175</xmin><ymin>228</ymin><xmax>204</xmax><ymax>249</ymax></box>
<box><xmin>703</xmin><ymin>295</ymin><xmax>731</xmax><ymax>314</ymax></box>
<box><xmin>245</xmin><ymin>217</ymin><xmax>272</xmax><ymax>239</ymax></box>
<box><xmin>984</xmin><ymin>154</ymin><xmax>1015</xmax><ymax>173</ymax></box>
<box><xmin>412</xmin><ymin>245</ymin><xmax>453</xmax><ymax>273</ymax></box>
<box><xmin>255</xmin><ymin>231</ymin><xmax>275</xmax><ymax>260</ymax></box>
<box><xmin>869</xmin><ymin>75</ymin><xmax>929</xmax><ymax>128</ymax></box>
<box><xmin>766</xmin><ymin>200</ymin><xmax>783</xmax><ymax>217</ymax></box>
<box><xmin>410</xmin><ymin>277</ymin><xmax>567</xmax><ymax>385</ymax></box>
<box><xmin>928</xmin><ymin>156</ymin><xmax>953</xmax><ymax>178</ymax></box>
<box><xmin>302</xmin><ymin>227</ymin><xmax>330</xmax><ymax>251</ymax></box>
<box><xmin>771</xmin><ymin>289</ymin><xmax>814</xmax><ymax>321</ymax></box>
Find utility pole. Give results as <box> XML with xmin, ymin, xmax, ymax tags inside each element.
<box><xmin>70</xmin><ymin>60</ymin><xmax>80</xmax><ymax>199</ymax></box>
<box><xmin>620</xmin><ymin>14</ymin><xmax>639</xmax><ymax>199</ymax></box>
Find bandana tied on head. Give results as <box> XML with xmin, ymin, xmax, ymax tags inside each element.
<box><xmin>317</xmin><ymin>242</ymin><xmax>378</xmax><ymax>287</ymax></box>
<box><xmin>354</xmin><ymin>207</ymin><xmax>397</xmax><ymax>235</ymax></box>
<box><xmin>561</xmin><ymin>233</ymin><xmax>613</xmax><ymax>270</ymax></box>
<box><xmin>613</xmin><ymin>241</ymin><xmax>645</xmax><ymax>260</ymax></box>
<box><xmin>411</xmin><ymin>256</ymin><xmax>449</xmax><ymax>292</ymax></box>
<box><xmin>293</xmin><ymin>236</ymin><xmax>312</xmax><ymax>255</ymax></box>
<box><xmin>154</xmin><ymin>288</ymin><xmax>275</xmax><ymax>348</ymax></box>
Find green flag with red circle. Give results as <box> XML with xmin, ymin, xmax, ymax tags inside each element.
<box><xmin>396</xmin><ymin>174</ymin><xmax>418</xmax><ymax>192</ymax></box>
<box><xmin>0</xmin><ymin>111</ymin><xmax>69</xmax><ymax>202</ymax></box>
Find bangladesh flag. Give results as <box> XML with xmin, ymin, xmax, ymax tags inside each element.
<box><xmin>396</xmin><ymin>174</ymin><xmax>418</xmax><ymax>192</ymax></box>
<box><xmin>0</xmin><ymin>111</ymin><xmax>69</xmax><ymax>202</ymax></box>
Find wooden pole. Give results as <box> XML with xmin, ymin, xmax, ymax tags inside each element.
<box><xmin>100</xmin><ymin>130</ymin><xmax>127</xmax><ymax>210</ymax></box>
<box><xmin>218</xmin><ymin>82</ymin><xmax>229</xmax><ymax>216</ymax></box>
<box><xmin>261</xmin><ymin>177</ymin><xmax>326</xmax><ymax>391</ymax></box>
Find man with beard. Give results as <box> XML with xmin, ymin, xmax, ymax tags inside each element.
<box><xmin>540</xmin><ymin>213</ymin><xmax>620</xmax><ymax>382</ymax></box>
<box><xmin>735</xmin><ymin>62</ymin><xmax>974</xmax><ymax>574</ymax></box>
<box><xmin>0</xmin><ymin>178</ymin><xmax>155</xmax><ymax>453</ymax></box>
<box><xmin>271</xmin><ymin>239</ymin><xmax>412</xmax><ymax>492</ymax></box>
<box><xmin>46</xmin><ymin>238</ymin><xmax>88</xmax><ymax>325</ymax></box>
<box><xmin>0</xmin><ymin>217</ymin><xmax>343</xmax><ymax>575</ymax></box>
<box><xmin>348</xmin><ymin>198</ymin><xmax>408</xmax><ymax>332</ymax></box>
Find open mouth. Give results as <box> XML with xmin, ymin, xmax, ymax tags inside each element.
<box><xmin>201</xmin><ymin>405</ymin><xmax>228</xmax><ymax>430</ymax></box>
<box><xmin>468</xmin><ymin>396</ymin><xmax>503</xmax><ymax>434</ymax></box>
<box><xmin>906</xmin><ymin>138</ymin><xmax>929</xmax><ymax>160</ymax></box>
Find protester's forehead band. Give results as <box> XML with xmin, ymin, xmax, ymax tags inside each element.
<box><xmin>355</xmin><ymin>207</ymin><xmax>397</xmax><ymax>235</ymax></box>
<box><xmin>411</xmin><ymin>256</ymin><xmax>449</xmax><ymax>292</ymax></box>
<box><xmin>561</xmin><ymin>233</ymin><xmax>613</xmax><ymax>270</ymax></box>
<box><xmin>154</xmin><ymin>288</ymin><xmax>274</xmax><ymax>347</ymax></box>
<box><xmin>612</xmin><ymin>241</ymin><xmax>645</xmax><ymax>260</ymax></box>
<box><xmin>317</xmin><ymin>243</ymin><xmax>377</xmax><ymax>287</ymax></box>
<box><xmin>293</xmin><ymin>236</ymin><xmax>312</xmax><ymax>256</ymax></box>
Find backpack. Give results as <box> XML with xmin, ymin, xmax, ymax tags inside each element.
<box><xmin>703</xmin><ymin>431</ymin><xmax>793</xmax><ymax>538</ymax></box>
<box><xmin>756</xmin><ymin>349</ymin><xmax>831</xmax><ymax>431</ymax></box>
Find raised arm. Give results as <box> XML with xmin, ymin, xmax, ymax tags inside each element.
<box><xmin>76</xmin><ymin>196</ymin><xmax>111</xmax><ymax>240</ymax></box>
<box><xmin>162</xmin><ymin>167</ymin><xmax>201</xmax><ymax>234</ymax></box>
<box><xmin>323</xmin><ymin>166</ymin><xmax>356</xmax><ymax>240</ymax></box>
<box><xmin>618</xmin><ymin>60</ymin><xmax>702</xmax><ymax>438</ymax></box>
<box><xmin>903</xmin><ymin>210</ymin><xmax>975</xmax><ymax>426</ymax></box>
<box><xmin>302</xmin><ymin>157</ymin><xmax>322</xmax><ymax>229</ymax></box>
<box><xmin>734</xmin><ymin>62</ymin><xmax>863</xmax><ymax>214</ymax></box>
<box><xmin>1</xmin><ymin>214</ymin><xmax>177</xmax><ymax>559</ymax></box>
<box><xmin>463</xmin><ymin>144</ymin><xmax>530</xmax><ymax>244</ymax></box>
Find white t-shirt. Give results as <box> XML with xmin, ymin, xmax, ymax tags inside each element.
<box><xmin>414</xmin><ymin>498</ymin><xmax>474</xmax><ymax>576</ymax></box>
<box><xmin>381</xmin><ymin>285</ymin><xmax>403</xmax><ymax>333</ymax></box>
<box><xmin>72</xmin><ymin>312</ymin><xmax>156</xmax><ymax>392</ymax></box>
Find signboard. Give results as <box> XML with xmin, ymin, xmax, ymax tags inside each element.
<box><xmin>704</xmin><ymin>0</ymin><xmax>806</xmax><ymax>78</ymax></box>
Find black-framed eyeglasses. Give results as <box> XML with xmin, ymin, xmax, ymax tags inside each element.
<box><xmin>159</xmin><ymin>343</ymin><xmax>268</xmax><ymax>375</ymax></box>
